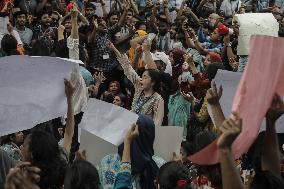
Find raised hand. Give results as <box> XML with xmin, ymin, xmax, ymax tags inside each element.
<box><xmin>172</xmin><ymin>152</ymin><xmax>182</xmax><ymax>162</ymax></box>
<box><xmin>181</xmin><ymin>91</ymin><xmax>195</xmax><ymax>102</ymax></box>
<box><xmin>135</xmin><ymin>45</ymin><xmax>143</xmax><ymax>56</ymax></box>
<box><xmin>124</xmin><ymin>124</ymin><xmax>139</xmax><ymax>143</ymax></box>
<box><xmin>163</xmin><ymin>0</ymin><xmax>169</xmax><ymax>7</ymax></box>
<box><xmin>106</xmin><ymin>41</ymin><xmax>121</xmax><ymax>57</ymax></box>
<box><xmin>75</xmin><ymin>150</ymin><xmax>87</xmax><ymax>161</ymax></box>
<box><xmin>93</xmin><ymin>19</ymin><xmax>98</xmax><ymax>28</ymax></box>
<box><xmin>93</xmin><ymin>72</ymin><xmax>106</xmax><ymax>84</ymax></box>
<box><xmin>206</xmin><ymin>82</ymin><xmax>223</xmax><ymax>106</ymax></box>
<box><xmin>71</xmin><ymin>9</ymin><xmax>79</xmax><ymax>18</ymax></box>
<box><xmin>266</xmin><ymin>94</ymin><xmax>284</xmax><ymax>123</ymax></box>
<box><xmin>5</xmin><ymin>164</ymin><xmax>41</xmax><ymax>189</ymax></box>
<box><xmin>122</xmin><ymin>0</ymin><xmax>131</xmax><ymax>10</ymax></box>
<box><xmin>217</xmin><ymin>112</ymin><xmax>242</xmax><ymax>150</ymax></box>
<box><xmin>223</xmin><ymin>34</ymin><xmax>230</xmax><ymax>46</ymax></box>
<box><xmin>183</xmin><ymin>54</ymin><xmax>194</xmax><ymax>64</ymax></box>
<box><xmin>229</xmin><ymin>57</ymin><xmax>238</xmax><ymax>71</ymax></box>
<box><xmin>146</xmin><ymin>0</ymin><xmax>154</xmax><ymax>7</ymax></box>
<box><xmin>64</xmin><ymin>79</ymin><xmax>75</xmax><ymax>99</ymax></box>
<box><xmin>58</xmin><ymin>24</ymin><xmax>65</xmax><ymax>33</ymax></box>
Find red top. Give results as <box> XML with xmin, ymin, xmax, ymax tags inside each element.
<box><xmin>188</xmin><ymin>72</ymin><xmax>211</xmax><ymax>100</ymax></box>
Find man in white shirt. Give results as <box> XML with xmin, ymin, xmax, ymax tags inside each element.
<box><xmin>220</xmin><ymin>0</ymin><xmax>242</xmax><ymax>17</ymax></box>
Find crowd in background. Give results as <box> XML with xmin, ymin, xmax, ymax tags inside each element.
<box><xmin>0</xmin><ymin>0</ymin><xmax>284</xmax><ymax>188</ymax></box>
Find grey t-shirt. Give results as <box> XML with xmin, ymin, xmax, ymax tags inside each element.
<box><xmin>15</xmin><ymin>27</ymin><xmax>33</xmax><ymax>45</ymax></box>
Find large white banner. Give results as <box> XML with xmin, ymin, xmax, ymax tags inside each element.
<box><xmin>0</xmin><ymin>56</ymin><xmax>76</xmax><ymax>136</ymax></box>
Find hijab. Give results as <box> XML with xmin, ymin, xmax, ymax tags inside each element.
<box><xmin>118</xmin><ymin>114</ymin><xmax>158</xmax><ymax>189</ymax></box>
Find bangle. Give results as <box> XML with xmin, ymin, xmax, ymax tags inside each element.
<box><xmin>226</xmin><ymin>42</ymin><xmax>232</xmax><ymax>47</ymax></box>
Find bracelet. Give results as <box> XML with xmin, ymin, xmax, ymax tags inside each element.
<box><xmin>226</xmin><ymin>42</ymin><xmax>232</xmax><ymax>47</ymax></box>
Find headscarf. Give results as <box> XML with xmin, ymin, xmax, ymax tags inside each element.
<box><xmin>208</xmin><ymin>52</ymin><xmax>222</xmax><ymax>63</ymax></box>
<box><xmin>118</xmin><ymin>114</ymin><xmax>158</xmax><ymax>189</ymax></box>
<box><xmin>170</xmin><ymin>48</ymin><xmax>186</xmax><ymax>67</ymax></box>
<box><xmin>151</xmin><ymin>51</ymin><xmax>172</xmax><ymax>76</ymax></box>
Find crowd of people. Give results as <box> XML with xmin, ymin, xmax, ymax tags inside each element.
<box><xmin>0</xmin><ymin>0</ymin><xmax>284</xmax><ymax>188</ymax></box>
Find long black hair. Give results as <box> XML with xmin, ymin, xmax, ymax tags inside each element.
<box><xmin>28</xmin><ymin>130</ymin><xmax>67</xmax><ymax>189</ymax></box>
<box><xmin>1</xmin><ymin>34</ymin><xmax>20</xmax><ymax>56</ymax></box>
<box><xmin>157</xmin><ymin>161</ymin><xmax>192</xmax><ymax>189</ymax></box>
<box><xmin>64</xmin><ymin>160</ymin><xmax>101</xmax><ymax>189</ymax></box>
<box><xmin>144</xmin><ymin>69</ymin><xmax>161</xmax><ymax>93</ymax></box>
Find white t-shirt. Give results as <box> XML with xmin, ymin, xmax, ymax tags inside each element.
<box><xmin>220</xmin><ymin>0</ymin><xmax>241</xmax><ymax>17</ymax></box>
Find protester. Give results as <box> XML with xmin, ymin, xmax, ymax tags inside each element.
<box><xmin>97</xmin><ymin>115</ymin><xmax>166</xmax><ymax>189</ymax></box>
<box><xmin>0</xmin><ymin>132</ymin><xmax>24</xmax><ymax>162</ymax></box>
<box><xmin>108</xmin><ymin>41</ymin><xmax>165</xmax><ymax>126</ymax></box>
<box><xmin>1</xmin><ymin>0</ymin><xmax>284</xmax><ymax>188</ymax></box>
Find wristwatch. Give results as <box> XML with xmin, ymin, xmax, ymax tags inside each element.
<box><xmin>226</xmin><ymin>42</ymin><xmax>232</xmax><ymax>47</ymax></box>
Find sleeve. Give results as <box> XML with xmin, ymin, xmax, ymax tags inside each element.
<box><xmin>194</xmin><ymin>98</ymin><xmax>209</xmax><ymax>123</ymax></box>
<box><xmin>153</xmin><ymin>97</ymin><xmax>164</xmax><ymax>126</ymax></box>
<box><xmin>113</xmin><ymin>162</ymin><xmax>133</xmax><ymax>189</ymax></box>
<box><xmin>220</xmin><ymin>1</ymin><xmax>226</xmax><ymax>14</ymax></box>
<box><xmin>109</xmin><ymin>24</ymin><xmax>122</xmax><ymax>38</ymax></box>
<box><xmin>237</xmin><ymin>0</ymin><xmax>241</xmax><ymax>10</ymax></box>
<box><xmin>197</xmin><ymin>28</ymin><xmax>208</xmax><ymax>43</ymax></box>
<box><xmin>12</xmin><ymin>30</ymin><xmax>23</xmax><ymax>45</ymax></box>
<box><xmin>0</xmin><ymin>149</ymin><xmax>17</xmax><ymax>187</ymax></box>
<box><xmin>67</xmin><ymin>37</ymin><xmax>80</xmax><ymax>60</ymax></box>
<box><xmin>117</xmin><ymin>54</ymin><xmax>141</xmax><ymax>90</ymax></box>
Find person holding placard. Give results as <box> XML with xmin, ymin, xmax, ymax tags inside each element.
<box><xmin>97</xmin><ymin>115</ymin><xmax>166</xmax><ymax>189</ymax></box>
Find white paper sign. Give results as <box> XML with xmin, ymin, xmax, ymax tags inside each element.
<box><xmin>234</xmin><ymin>13</ymin><xmax>279</xmax><ymax>55</ymax></box>
<box><xmin>0</xmin><ymin>56</ymin><xmax>76</xmax><ymax>136</ymax></box>
<box><xmin>208</xmin><ymin>70</ymin><xmax>284</xmax><ymax>133</ymax></box>
<box><xmin>154</xmin><ymin>126</ymin><xmax>183</xmax><ymax>161</ymax></box>
<box><xmin>79</xmin><ymin>99</ymin><xmax>139</xmax><ymax>146</ymax></box>
<box><xmin>80</xmin><ymin>128</ymin><xmax>117</xmax><ymax>166</ymax></box>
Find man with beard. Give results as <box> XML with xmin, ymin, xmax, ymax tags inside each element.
<box><xmin>113</xmin><ymin>9</ymin><xmax>136</xmax><ymax>52</ymax></box>
<box><xmin>157</xmin><ymin>15</ymin><xmax>171</xmax><ymax>53</ymax></box>
<box><xmin>14</xmin><ymin>10</ymin><xmax>33</xmax><ymax>52</ymax></box>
